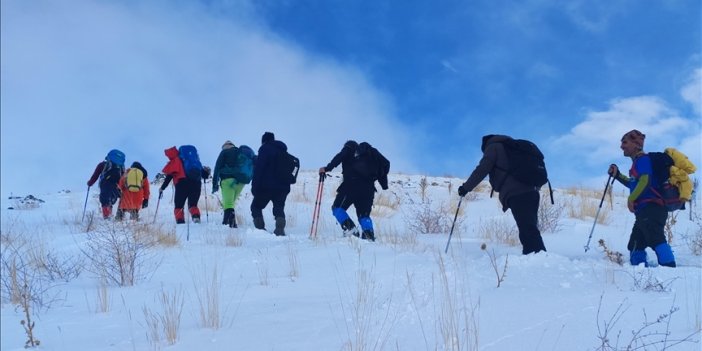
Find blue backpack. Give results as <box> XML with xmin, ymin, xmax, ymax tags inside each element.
<box><xmin>178</xmin><ymin>145</ymin><xmax>203</xmax><ymax>181</ymax></box>
<box><xmin>233</xmin><ymin>145</ymin><xmax>256</xmax><ymax>184</ymax></box>
<box><xmin>100</xmin><ymin>149</ymin><xmax>125</xmax><ymax>183</ymax></box>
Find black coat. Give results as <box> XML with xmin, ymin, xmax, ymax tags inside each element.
<box><xmin>251</xmin><ymin>140</ymin><xmax>290</xmax><ymax>195</ymax></box>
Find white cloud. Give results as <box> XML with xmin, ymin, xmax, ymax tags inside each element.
<box><xmin>553</xmin><ymin>96</ymin><xmax>697</xmax><ymax>167</ymax></box>
<box><xmin>681</xmin><ymin>68</ymin><xmax>701</xmax><ymax>115</ymax></box>
<box><xmin>0</xmin><ymin>0</ymin><xmax>415</xmax><ymax>197</ymax></box>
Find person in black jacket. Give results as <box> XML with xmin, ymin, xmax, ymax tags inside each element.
<box><xmin>250</xmin><ymin>132</ymin><xmax>291</xmax><ymax>236</ymax></box>
<box><xmin>458</xmin><ymin>135</ymin><xmax>546</xmax><ymax>255</ymax></box>
<box><xmin>319</xmin><ymin>140</ymin><xmax>389</xmax><ymax>242</ymax></box>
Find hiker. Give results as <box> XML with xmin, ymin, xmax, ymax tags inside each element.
<box><xmin>159</xmin><ymin>146</ymin><xmax>211</xmax><ymax>224</ymax></box>
<box><xmin>250</xmin><ymin>132</ymin><xmax>291</xmax><ymax>236</ymax></box>
<box><xmin>318</xmin><ymin>140</ymin><xmax>390</xmax><ymax>241</ymax></box>
<box><xmin>116</xmin><ymin>162</ymin><xmax>150</xmax><ymax>221</ymax></box>
<box><xmin>458</xmin><ymin>135</ymin><xmax>547</xmax><ymax>255</ymax></box>
<box><xmin>212</xmin><ymin>140</ymin><xmax>256</xmax><ymax>228</ymax></box>
<box><xmin>608</xmin><ymin>129</ymin><xmax>676</xmax><ymax>267</ymax></box>
<box><xmin>87</xmin><ymin>149</ymin><xmax>125</xmax><ymax>219</ymax></box>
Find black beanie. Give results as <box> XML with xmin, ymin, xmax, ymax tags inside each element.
<box><xmin>262</xmin><ymin>132</ymin><xmax>275</xmax><ymax>144</ymax></box>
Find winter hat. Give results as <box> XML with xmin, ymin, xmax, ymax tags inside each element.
<box><xmin>344</xmin><ymin>140</ymin><xmax>358</xmax><ymax>150</ymax></box>
<box><xmin>262</xmin><ymin>132</ymin><xmax>275</xmax><ymax>144</ymax></box>
<box><xmin>222</xmin><ymin>140</ymin><xmax>235</xmax><ymax>150</ymax></box>
<box><xmin>621</xmin><ymin>129</ymin><xmax>645</xmax><ymax>150</ymax></box>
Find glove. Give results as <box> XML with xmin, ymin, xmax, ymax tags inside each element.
<box><xmin>202</xmin><ymin>166</ymin><xmax>211</xmax><ymax>180</ymax></box>
<box><xmin>212</xmin><ymin>183</ymin><xmax>219</xmax><ymax>194</ymax></box>
<box><xmin>608</xmin><ymin>164</ymin><xmax>620</xmax><ymax>178</ymax></box>
<box><xmin>142</xmin><ymin>199</ymin><xmax>148</xmax><ymax>209</ymax></box>
<box><xmin>458</xmin><ymin>185</ymin><xmax>468</xmax><ymax>197</ymax></box>
<box><xmin>318</xmin><ymin>167</ymin><xmax>327</xmax><ymax>181</ymax></box>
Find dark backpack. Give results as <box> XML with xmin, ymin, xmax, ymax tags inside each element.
<box><xmin>178</xmin><ymin>145</ymin><xmax>203</xmax><ymax>181</ymax></box>
<box><xmin>648</xmin><ymin>152</ymin><xmax>684</xmax><ymax>211</ymax></box>
<box><xmin>497</xmin><ymin>139</ymin><xmax>548</xmax><ymax>188</ymax></box>
<box><xmin>276</xmin><ymin>150</ymin><xmax>300</xmax><ymax>185</ymax></box>
<box><xmin>100</xmin><ymin>149</ymin><xmax>125</xmax><ymax>183</ymax></box>
<box><xmin>352</xmin><ymin>142</ymin><xmax>390</xmax><ymax>182</ymax></box>
<box><xmin>233</xmin><ymin>145</ymin><xmax>256</xmax><ymax>184</ymax></box>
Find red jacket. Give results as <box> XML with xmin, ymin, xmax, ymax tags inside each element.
<box><xmin>162</xmin><ymin>147</ymin><xmax>186</xmax><ymax>185</ymax></box>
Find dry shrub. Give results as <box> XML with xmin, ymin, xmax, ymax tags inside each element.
<box><xmin>82</xmin><ymin>221</ymin><xmax>161</xmax><ymax>287</ymax></box>
<box><xmin>477</xmin><ymin>217</ymin><xmax>519</xmax><ymax>246</ymax></box>
<box><xmin>683</xmin><ymin>210</ymin><xmax>702</xmax><ymax>255</ymax></box>
<box><xmin>538</xmin><ymin>190</ymin><xmax>564</xmax><ymax>233</ymax></box>
<box><xmin>374</xmin><ymin>192</ymin><xmax>401</xmax><ymax>218</ymax></box>
<box><xmin>598</xmin><ymin>239</ymin><xmax>624</xmax><ymax>265</ymax></box>
<box><xmin>405</xmin><ymin>200</ymin><xmax>458</xmax><ymax>235</ymax></box>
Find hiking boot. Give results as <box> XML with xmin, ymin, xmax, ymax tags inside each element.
<box><xmin>192</xmin><ymin>216</ymin><xmax>201</xmax><ymax>224</ymax></box>
<box><xmin>274</xmin><ymin>217</ymin><xmax>286</xmax><ymax>236</ymax></box>
<box><xmin>176</xmin><ymin>219</ymin><xmax>185</xmax><ymax>224</ymax></box>
<box><xmin>341</xmin><ymin>219</ymin><xmax>359</xmax><ymax>237</ymax></box>
<box><xmin>223</xmin><ymin>209</ymin><xmax>234</xmax><ymax>226</ymax></box>
<box><xmin>115</xmin><ymin>209</ymin><xmax>125</xmax><ymax>221</ymax></box>
<box><xmin>174</xmin><ymin>208</ymin><xmax>185</xmax><ymax>224</ymax></box>
<box><xmin>361</xmin><ymin>229</ymin><xmax>375</xmax><ymax>242</ymax></box>
<box><xmin>253</xmin><ymin>217</ymin><xmax>265</xmax><ymax>230</ymax></box>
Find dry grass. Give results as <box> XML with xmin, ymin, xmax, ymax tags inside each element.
<box><xmin>193</xmin><ymin>264</ymin><xmax>223</xmax><ymax>330</ymax></box>
<box><xmin>566</xmin><ymin>189</ymin><xmax>611</xmax><ymax>225</ymax></box>
<box><xmin>225</xmin><ymin>231</ymin><xmax>244</xmax><ymax>247</ymax></box>
<box><xmin>477</xmin><ymin>217</ymin><xmax>519</xmax><ymax>246</ymax></box>
<box><xmin>287</xmin><ymin>240</ymin><xmax>299</xmax><ymax>280</ymax></box>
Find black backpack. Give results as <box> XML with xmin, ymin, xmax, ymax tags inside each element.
<box><xmin>276</xmin><ymin>150</ymin><xmax>300</xmax><ymax>184</ymax></box>
<box><xmin>351</xmin><ymin>142</ymin><xmax>390</xmax><ymax>187</ymax></box>
<box><xmin>647</xmin><ymin>152</ymin><xmax>684</xmax><ymax>211</ymax></box>
<box><xmin>494</xmin><ymin>139</ymin><xmax>553</xmax><ymax>203</ymax></box>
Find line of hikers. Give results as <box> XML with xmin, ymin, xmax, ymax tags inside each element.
<box><xmin>87</xmin><ymin>130</ymin><xmax>695</xmax><ymax>266</ymax></box>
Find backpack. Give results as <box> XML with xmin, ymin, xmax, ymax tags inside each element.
<box><xmin>648</xmin><ymin>148</ymin><xmax>697</xmax><ymax>211</ymax></box>
<box><xmin>233</xmin><ymin>145</ymin><xmax>256</xmax><ymax>184</ymax></box>
<box><xmin>276</xmin><ymin>150</ymin><xmax>300</xmax><ymax>184</ymax></box>
<box><xmin>352</xmin><ymin>142</ymin><xmax>390</xmax><ymax>182</ymax></box>
<box><xmin>178</xmin><ymin>145</ymin><xmax>203</xmax><ymax>181</ymax></box>
<box><xmin>100</xmin><ymin>149</ymin><xmax>126</xmax><ymax>183</ymax></box>
<box><xmin>496</xmin><ymin>139</ymin><xmax>548</xmax><ymax>188</ymax></box>
<box><xmin>125</xmin><ymin>168</ymin><xmax>144</xmax><ymax>192</ymax></box>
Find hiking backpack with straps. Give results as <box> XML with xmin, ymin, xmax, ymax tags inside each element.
<box><xmin>494</xmin><ymin>139</ymin><xmax>553</xmax><ymax>203</ymax></box>
<box><xmin>178</xmin><ymin>145</ymin><xmax>203</xmax><ymax>181</ymax></box>
<box><xmin>648</xmin><ymin>148</ymin><xmax>696</xmax><ymax>211</ymax></box>
<box><xmin>352</xmin><ymin>142</ymin><xmax>390</xmax><ymax>184</ymax></box>
<box><xmin>233</xmin><ymin>145</ymin><xmax>256</xmax><ymax>184</ymax></box>
<box><xmin>125</xmin><ymin>168</ymin><xmax>144</xmax><ymax>192</ymax></box>
<box><xmin>276</xmin><ymin>149</ymin><xmax>300</xmax><ymax>185</ymax></box>
<box><xmin>100</xmin><ymin>149</ymin><xmax>126</xmax><ymax>183</ymax></box>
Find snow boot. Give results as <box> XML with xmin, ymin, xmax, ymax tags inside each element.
<box><xmin>341</xmin><ymin>218</ymin><xmax>360</xmax><ymax>237</ymax></box>
<box><xmin>114</xmin><ymin>209</ymin><xmax>125</xmax><ymax>221</ymax></box>
<box><xmin>253</xmin><ymin>217</ymin><xmax>265</xmax><ymax>230</ymax></box>
<box><xmin>654</xmin><ymin>243</ymin><xmax>676</xmax><ymax>268</ymax></box>
<box><xmin>274</xmin><ymin>217</ymin><xmax>286</xmax><ymax>236</ymax></box>
<box><xmin>174</xmin><ymin>208</ymin><xmax>185</xmax><ymax>224</ymax></box>
<box><xmin>361</xmin><ymin>229</ymin><xmax>375</xmax><ymax>242</ymax></box>
<box><xmin>222</xmin><ymin>209</ymin><xmax>233</xmax><ymax>225</ymax></box>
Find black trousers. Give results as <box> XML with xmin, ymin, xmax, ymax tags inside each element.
<box><xmin>250</xmin><ymin>189</ymin><xmax>289</xmax><ymax>218</ymax></box>
<box><xmin>627</xmin><ymin>203</ymin><xmax>668</xmax><ymax>251</ymax></box>
<box><xmin>507</xmin><ymin>191</ymin><xmax>546</xmax><ymax>255</ymax></box>
<box><xmin>332</xmin><ymin>181</ymin><xmax>375</xmax><ymax>219</ymax></box>
<box><xmin>174</xmin><ymin>179</ymin><xmax>201</xmax><ymax>210</ymax></box>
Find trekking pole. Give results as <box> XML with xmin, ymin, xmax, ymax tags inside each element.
<box><xmin>309</xmin><ymin>174</ymin><xmax>325</xmax><ymax>239</ymax></box>
<box><xmin>186</xmin><ymin>210</ymin><xmax>190</xmax><ymax>241</ymax></box>
<box><xmin>584</xmin><ymin>175</ymin><xmax>616</xmax><ymax>252</ymax></box>
<box><xmin>444</xmin><ymin>196</ymin><xmax>464</xmax><ymax>254</ymax></box>
<box><xmin>152</xmin><ymin>191</ymin><xmax>162</xmax><ymax>224</ymax></box>
<box><xmin>82</xmin><ymin>186</ymin><xmax>91</xmax><ymax>222</ymax></box>
<box><xmin>203</xmin><ymin>179</ymin><xmax>209</xmax><ymax>223</ymax></box>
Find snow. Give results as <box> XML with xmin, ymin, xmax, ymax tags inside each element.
<box><xmin>1</xmin><ymin>171</ymin><xmax>700</xmax><ymax>350</ymax></box>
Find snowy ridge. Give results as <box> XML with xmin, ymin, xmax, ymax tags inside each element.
<box><xmin>1</xmin><ymin>171</ymin><xmax>700</xmax><ymax>350</ymax></box>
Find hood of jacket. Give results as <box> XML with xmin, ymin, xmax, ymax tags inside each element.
<box><xmin>481</xmin><ymin>134</ymin><xmax>512</xmax><ymax>152</ymax></box>
<box><xmin>164</xmin><ymin>146</ymin><xmax>180</xmax><ymax>160</ymax></box>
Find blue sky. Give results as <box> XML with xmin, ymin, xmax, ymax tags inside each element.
<box><xmin>1</xmin><ymin>0</ymin><xmax>700</xmax><ymax>197</ymax></box>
